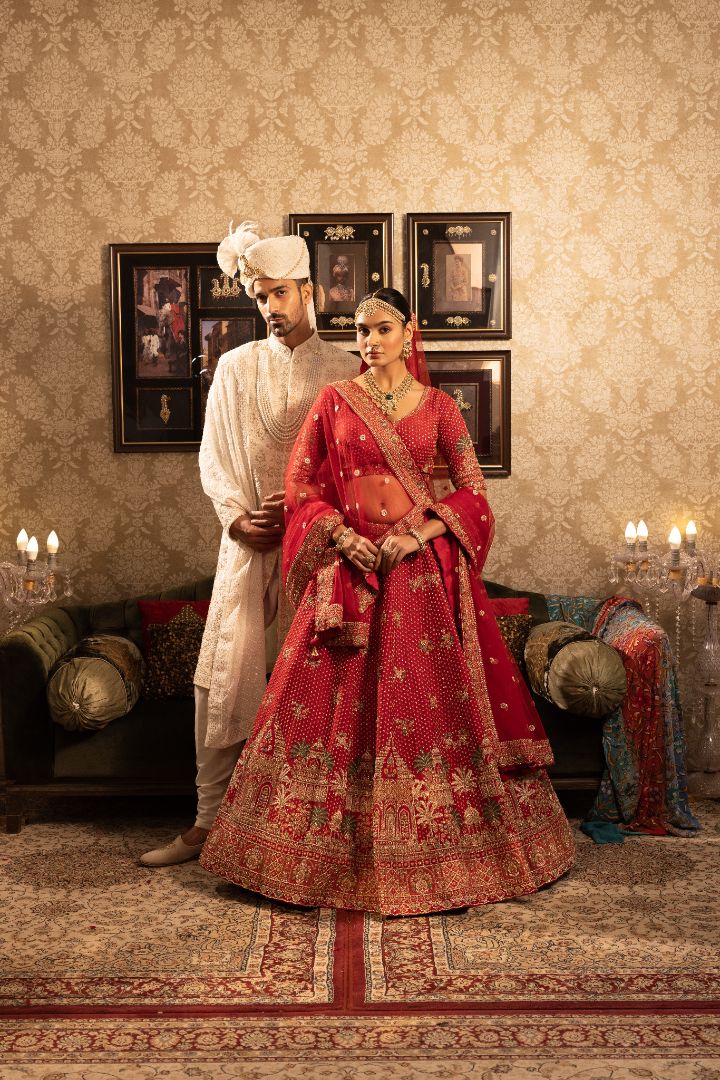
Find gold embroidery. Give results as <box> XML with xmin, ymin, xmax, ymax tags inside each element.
<box><xmin>334</xmin><ymin>382</ymin><xmax>435</xmax><ymax>509</ymax></box>
<box><xmin>409</xmin><ymin>572</ymin><xmax>439</xmax><ymax>592</ymax></box>
<box><xmin>431</xmin><ymin>501</ymin><xmax>478</xmax><ymax>568</ymax></box>
<box><xmin>286</xmin><ymin>514</ymin><xmax>342</xmax><ymax>609</ymax></box>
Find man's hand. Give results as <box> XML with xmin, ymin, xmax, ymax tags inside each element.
<box><xmin>229</xmin><ymin>513</ymin><xmax>283</xmax><ymax>552</ymax></box>
<box><xmin>249</xmin><ymin>489</ymin><xmax>286</xmax><ymax>531</ymax></box>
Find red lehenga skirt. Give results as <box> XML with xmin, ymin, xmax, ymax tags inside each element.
<box><xmin>200</xmin><ymin>541</ymin><xmax>575</xmax><ymax>916</ymax></box>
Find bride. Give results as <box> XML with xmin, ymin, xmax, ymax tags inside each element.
<box><xmin>200</xmin><ymin>288</ymin><xmax>575</xmax><ymax>915</ymax></box>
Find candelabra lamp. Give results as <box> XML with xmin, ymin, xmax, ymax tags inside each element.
<box><xmin>608</xmin><ymin>520</ymin><xmax>715</xmax><ymax>664</ymax></box>
<box><xmin>0</xmin><ymin>530</ymin><xmax>73</xmax><ymax>634</ymax></box>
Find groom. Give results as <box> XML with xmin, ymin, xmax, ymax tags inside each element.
<box><xmin>141</xmin><ymin>223</ymin><xmax>356</xmax><ymax>866</ymax></box>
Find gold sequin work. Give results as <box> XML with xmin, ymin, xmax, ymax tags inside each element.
<box><xmin>200</xmin><ymin>386</ymin><xmax>575</xmax><ymax>914</ymax></box>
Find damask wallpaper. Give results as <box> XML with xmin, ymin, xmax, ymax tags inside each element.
<box><xmin>1</xmin><ymin>0</ymin><xmax>718</xmax><ymax>605</ymax></box>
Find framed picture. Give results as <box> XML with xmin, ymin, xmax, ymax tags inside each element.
<box><xmin>110</xmin><ymin>243</ymin><xmax>266</xmax><ymax>452</ymax></box>
<box><xmin>407</xmin><ymin>213</ymin><xmax>511</xmax><ymax>339</ymax></box>
<box><xmin>427</xmin><ymin>351</ymin><xmax>511</xmax><ymax>477</ymax></box>
<box><xmin>288</xmin><ymin>213</ymin><xmax>393</xmax><ymax>338</ymax></box>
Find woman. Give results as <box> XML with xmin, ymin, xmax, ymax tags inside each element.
<box><xmin>200</xmin><ymin>288</ymin><xmax>575</xmax><ymax>915</ymax></box>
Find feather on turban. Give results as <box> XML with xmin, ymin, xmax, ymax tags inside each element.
<box><xmin>216</xmin><ymin>220</ymin><xmax>316</xmax><ymax>330</ymax></box>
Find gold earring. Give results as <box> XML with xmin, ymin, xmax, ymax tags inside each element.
<box><xmin>401</xmin><ymin>339</ymin><xmax>411</xmax><ymax>360</ymax></box>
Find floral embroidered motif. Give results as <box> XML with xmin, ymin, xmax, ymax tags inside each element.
<box><xmin>199</xmin><ymin>380</ymin><xmax>572</xmax><ymax>914</ymax></box>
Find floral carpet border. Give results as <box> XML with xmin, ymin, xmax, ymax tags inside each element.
<box><xmin>2</xmin><ymin>1014</ymin><xmax>720</xmax><ymax>1062</ymax></box>
<box><xmin>3</xmin><ymin>913</ymin><xmax>720</xmax><ymax>1020</ymax></box>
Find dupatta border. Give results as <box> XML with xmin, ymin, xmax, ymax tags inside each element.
<box><xmin>286</xmin><ymin>511</ymin><xmax>343</xmax><ymax>609</ymax></box>
<box><xmin>457</xmin><ymin>553</ymin><xmax>500</xmax><ymax>757</ymax></box>
<box><xmin>458</xmin><ymin>556</ymin><xmax>554</xmax><ymax>769</ymax></box>
<box><xmin>432</xmin><ymin>499</ymin><xmax>479</xmax><ymax>570</ymax></box>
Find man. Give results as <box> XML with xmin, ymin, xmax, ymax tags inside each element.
<box><xmin>141</xmin><ymin>222</ymin><xmax>356</xmax><ymax>866</ymax></box>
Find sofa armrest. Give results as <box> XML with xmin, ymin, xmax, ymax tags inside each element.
<box><xmin>0</xmin><ymin>607</ymin><xmax>81</xmax><ymax>782</ymax></box>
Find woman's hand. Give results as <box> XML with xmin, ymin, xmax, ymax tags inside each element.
<box><xmin>374</xmin><ymin>533</ymin><xmax>420</xmax><ymax>575</ymax></box>
<box><xmin>338</xmin><ymin>530</ymin><xmax>379</xmax><ymax>574</ymax></box>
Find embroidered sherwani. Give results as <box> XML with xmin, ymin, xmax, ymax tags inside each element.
<box><xmin>200</xmin><ymin>382</ymin><xmax>576</xmax><ymax>914</ymax></box>
<box><xmin>194</xmin><ymin>332</ymin><xmax>356</xmax><ymax>749</ymax></box>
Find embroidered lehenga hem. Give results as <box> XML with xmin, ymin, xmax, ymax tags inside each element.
<box><xmin>200</xmin><ymin>769</ymin><xmax>574</xmax><ymax>915</ymax></box>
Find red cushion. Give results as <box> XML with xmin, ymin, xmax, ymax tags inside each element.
<box><xmin>137</xmin><ymin>600</ymin><xmax>210</xmax><ymax>652</ymax></box>
<box><xmin>137</xmin><ymin>600</ymin><xmax>211</xmax><ymax>699</ymax></box>
<box><xmin>489</xmin><ymin>597</ymin><xmax>530</xmax><ymax>616</ymax></box>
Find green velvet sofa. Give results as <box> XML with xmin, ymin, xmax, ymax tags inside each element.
<box><xmin>0</xmin><ymin>576</ymin><xmax>606</xmax><ymax>833</ymax></box>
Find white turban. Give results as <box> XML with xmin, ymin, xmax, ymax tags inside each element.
<box><xmin>216</xmin><ymin>221</ymin><xmax>315</xmax><ymax>329</ymax></box>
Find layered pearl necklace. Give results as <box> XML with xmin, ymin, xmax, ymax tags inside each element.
<box><xmin>256</xmin><ymin>340</ymin><xmax>325</xmax><ymax>444</ymax></box>
<box><xmin>362</xmin><ymin>368</ymin><xmax>414</xmax><ymax>416</ymax></box>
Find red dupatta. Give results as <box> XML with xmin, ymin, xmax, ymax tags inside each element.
<box><xmin>282</xmin><ymin>380</ymin><xmax>493</xmax><ymax>646</ymax></box>
<box><xmin>282</xmin><ymin>379</ymin><xmax>554</xmax><ymax>770</ymax></box>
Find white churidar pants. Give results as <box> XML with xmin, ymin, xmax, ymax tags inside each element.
<box><xmin>193</xmin><ymin>685</ymin><xmax>245</xmax><ymax>830</ymax></box>
<box><xmin>193</xmin><ymin>576</ymin><xmax>281</xmax><ymax>831</ymax></box>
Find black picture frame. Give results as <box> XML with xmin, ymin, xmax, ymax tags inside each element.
<box><xmin>427</xmin><ymin>351</ymin><xmax>511</xmax><ymax>477</ymax></box>
<box><xmin>407</xmin><ymin>213</ymin><xmax>511</xmax><ymax>339</ymax></box>
<box><xmin>110</xmin><ymin>243</ymin><xmax>266</xmax><ymax>452</ymax></box>
<box><xmin>288</xmin><ymin>213</ymin><xmax>393</xmax><ymax>338</ymax></box>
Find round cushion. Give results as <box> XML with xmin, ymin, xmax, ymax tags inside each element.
<box><xmin>524</xmin><ymin>621</ymin><xmax>627</xmax><ymax>718</ymax></box>
<box><xmin>47</xmin><ymin>634</ymin><xmax>145</xmax><ymax>732</ymax></box>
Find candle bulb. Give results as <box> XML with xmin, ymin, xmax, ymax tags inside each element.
<box><xmin>668</xmin><ymin>526</ymin><xmax>682</xmax><ymax>578</ymax></box>
<box><xmin>16</xmin><ymin>528</ymin><xmax>28</xmax><ymax>565</ymax></box>
<box><xmin>636</xmin><ymin>519</ymin><xmax>649</xmax><ymax>569</ymax></box>
<box><xmin>47</xmin><ymin>531</ymin><xmax>59</xmax><ymax>555</ymax></box>
<box><xmin>624</xmin><ymin>521</ymin><xmax>637</xmax><ymax>572</ymax></box>
<box><xmin>26</xmin><ymin>536</ymin><xmax>39</xmax><ymax>562</ymax></box>
<box><xmin>686</xmin><ymin>520</ymin><xmax>697</xmax><ymax>553</ymax></box>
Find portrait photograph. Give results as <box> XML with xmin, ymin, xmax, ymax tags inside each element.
<box><xmin>288</xmin><ymin>213</ymin><xmax>393</xmax><ymax>338</ymax></box>
<box><xmin>426</xmin><ymin>351</ymin><xmax>511</xmax><ymax>476</ymax></box>
<box><xmin>134</xmin><ymin>266</ymin><xmax>190</xmax><ymax>378</ymax></box>
<box><xmin>314</xmin><ymin>243</ymin><xmax>367</xmax><ymax>314</ymax></box>
<box><xmin>407</xmin><ymin>213</ymin><xmax>511</xmax><ymax>338</ymax></box>
<box><xmin>434</xmin><ymin>246</ymin><xmax>483</xmax><ymax>313</ymax></box>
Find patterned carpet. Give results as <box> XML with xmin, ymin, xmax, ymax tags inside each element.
<box><xmin>1</xmin><ymin>803</ymin><xmax>720</xmax><ymax>1076</ymax></box>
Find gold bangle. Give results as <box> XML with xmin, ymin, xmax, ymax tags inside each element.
<box><xmin>334</xmin><ymin>526</ymin><xmax>353</xmax><ymax>551</ymax></box>
<box><xmin>408</xmin><ymin>528</ymin><xmax>426</xmax><ymax>552</ymax></box>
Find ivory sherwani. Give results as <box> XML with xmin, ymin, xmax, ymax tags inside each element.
<box><xmin>195</xmin><ymin>331</ymin><xmax>356</xmax><ymax>749</ymax></box>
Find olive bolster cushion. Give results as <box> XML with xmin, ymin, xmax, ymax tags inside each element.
<box><xmin>47</xmin><ymin>634</ymin><xmax>145</xmax><ymax>731</ymax></box>
<box><xmin>524</xmin><ymin>620</ymin><xmax>627</xmax><ymax>718</ymax></box>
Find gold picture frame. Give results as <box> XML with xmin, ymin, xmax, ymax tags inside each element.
<box><xmin>288</xmin><ymin>213</ymin><xmax>394</xmax><ymax>339</ymax></box>
<box><xmin>407</xmin><ymin>213</ymin><xmax>511</xmax><ymax>339</ymax></box>
<box><xmin>110</xmin><ymin>243</ymin><xmax>265</xmax><ymax>452</ymax></box>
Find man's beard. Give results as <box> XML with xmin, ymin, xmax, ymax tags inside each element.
<box><xmin>268</xmin><ymin>310</ymin><xmax>301</xmax><ymax>337</ymax></box>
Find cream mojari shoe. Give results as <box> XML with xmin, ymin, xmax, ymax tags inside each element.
<box><xmin>139</xmin><ymin>834</ymin><xmax>205</xmax><ymax>867</ymax></box>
